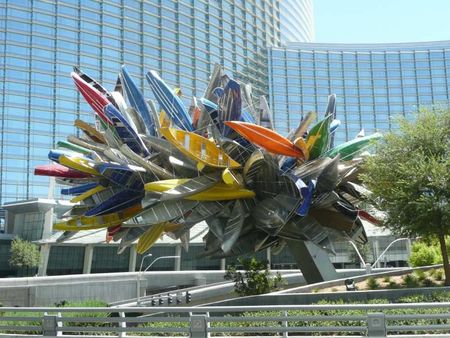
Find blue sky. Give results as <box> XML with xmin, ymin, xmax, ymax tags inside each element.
<box><xmin>314</xmin><ymin>0</ymin><xmax>450</xmax><ymax>43</ymax></box>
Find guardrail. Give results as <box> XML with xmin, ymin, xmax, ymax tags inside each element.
<box><xmin>1</xmin><ymin>303</ymin><xmax>450</xmax><ymax>337</ymax></box>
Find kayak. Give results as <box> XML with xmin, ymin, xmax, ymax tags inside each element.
<box><xmin>121</xmin><ymin>65</ymin><xmax>157</xmax><ymax>136</ymax></box>
<box><xmin>146</xmin><ymin>70</ymin><xmax>193</xmax><ymax>131</ymax></box>
<box><xmin>224</xmin><ymin>121</ymin><xmax>306</xmax><ymax>159</ymax></box>
<box><xmin>160</xmin><ymin>127</ymin><xmax>241</xmax><ymax>170</ymax></box>
<box><xmin>34</xmin><ymin>163</ymin><xmax>93</xmax><ymax>179</ymax></box>
<box><xmin>103</xmin><ymin>103</ymin><xmax>150</xmax><ymax>157</ymax></box>
<box><xmin>323</xmin><ymin>133</ymin><xmax>382</xmax><ymax>160</ymax></box>
<box><xmin>74</xmin><ymin>119</ymin><xmax>106</xmax><ymax>144</ymax></box>
<box><xmin>71</xmin><ymin>72</ymin><xmax>112</xmax><ymax>125</ymax></box>
<box><xmin>53</xmin><ymin>204</ymin><xmax>142</xmax><ymax>231</ymax></box>
<box><xmin>145</xmin><ymin>179</ymin><xmax>255</xmax><ymax>201</ymax></box>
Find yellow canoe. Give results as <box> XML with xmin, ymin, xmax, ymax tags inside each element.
<box><xmin>53</xmin><ymin>204</ymin><xmax>142</xmax><ymax>231</ymax></box>
<box><xmin>59</xmin><ymin>155</ymin><xmax>100</xmax><ymax>176</ymax></box>
<box><xmin>74</xmin><ymin>119</ymin><xmax>106</xmax><ymax>144</ymax></box>
<box><xmin>160</xmin><ymin>127</ymin><xmax>241</xmax><ymax>170</ymax></box>
<box><xmin>145</xmin><ymin>179</ymin><xmax>255</xmax><ymax>201</ymax></box>
<box><xmin>70</xmin><ymin>185</ymin><xmax>106</xmax><ymax>203</ymax></box>
<box><xmin>136</xmin><ymin>223</ymin><xmax>165</xmax><ymax>254</ymax></box>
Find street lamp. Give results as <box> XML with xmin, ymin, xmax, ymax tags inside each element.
<box><xmin>372</xmin><ymin>237</ymin><xmax>410</xmax><ymax>269</ymax></box>
<box><xmin>136</xmin><ymin>254</ymin><xmax>180</xmax><ymax>306</ymax></box>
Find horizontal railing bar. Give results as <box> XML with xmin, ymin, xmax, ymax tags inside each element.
<box><xmin>0</xmin><ymin>325</ymin><xmax>41</xmax><ymax>331</ymax></box>
<box><xmin>0</xmin><ymin>316</ymin><xmax>42</xmax><ymax>321</ymax></box>
<box><xmin>387</xmin><ymin>313</ymin><xmax>450</xmax><ymax>320</ymax></box>
<box><xmin>208</xmin><ymin>314</ymin><xmax>367</xmax><ymax>322</ymax></box>
<box><xmin>209</xmin><ymin>326</ymin><xmax>366</xmax><ymax>333</ymax></box>
<box><xmin>3</xmin><ymin>302</ymin><xmax>450</xmax><ymax>313</ymax></box>
<box><xmin>58</xmin><ymin>316</ymin><xmax>190</xmax><ymax>323</ymax></box>
<box><xmin>387</xmin><ymin>324</ymin><xmax>450</xmax><ymax>331</ymax></box>
<box><xmin>58</xmin><ymin>326</ymin><xmax>189</xmax><ymax>333</ymax></box>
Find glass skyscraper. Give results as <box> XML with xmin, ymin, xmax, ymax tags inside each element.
<box><xmin>0</xmin><ymin>0</ymin><xmax>282</xmax><ymax>205</ymax></box>
<box><xmin>268</xmin><ymin>41</ymin><xmax>450</xmax><ymax>144</ymax></box>
<box><xmin>279</xmin><ymin>0</ymin><xmax>314</xmax><ymax>43</ymax></box>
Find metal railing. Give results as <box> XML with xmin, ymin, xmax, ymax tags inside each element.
<box><xmin>1</xmin><ymin>303</ymin><xmax>450</xmax><ymax>337</ymax></box>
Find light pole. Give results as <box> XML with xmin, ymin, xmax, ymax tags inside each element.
<box><xmin>372</xmin><ymin>237</ymin><xmax>410</xmax><ymax>269</ymax></box>
<box><xmin>348</xmin><ymin>240</ymin><xmax>371</xmax><ymax>273</ymax></box>
<box><xmin>136</xmin><ymin>254</ymin><xmax>180</xmax><ymax>306</ymax></box>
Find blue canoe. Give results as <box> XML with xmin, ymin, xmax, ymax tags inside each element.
<box><xmin>199</xmin><ymin>97</ymin><xmax>219</xmax><ymax>129</ymax></box>
<box><xmin>103</xmin><ymin>103</ymin><xmax>150</xmax><ymax>157</ymax></box>
<box><xmin>61</xmin><ymin>182</ymin><xmax>98</xmax><ymax>196</ymax></box>
<box><xmin>121</xmin><ymin>65</ymin><xmax>157</xmax><ymax>136</ymax></box>
<box><xmin>218</xmin><ymin>79</ymin><xmax>242</xmax><ymax>136</ymax></box>
<box><xmin>146</xmin><ymin>70</ymin><xmax>194</xmax><ymax>132</ymax></box>
<box><xmin>84</xmin><ymin>189</ymin><xmax>144</xmax><ymax>216</ymax></box>
<box><xmin>97</xmin><ymin>162</ymin><xmax>147</xmax><ymax>191</ymax></box>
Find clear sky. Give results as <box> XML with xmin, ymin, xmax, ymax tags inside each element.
<box><xmin>314</xmin><ymin>0</ymin><xmax>450</xmax><ymax>43</ymax></box>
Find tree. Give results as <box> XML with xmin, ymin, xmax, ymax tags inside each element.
<box><xmin>9</xmin><ymin>238</ymin><xmax>40</xmax><ymax>276</ymax></box>
<box><xmin>224</xmin><ymin>257</ymin><xmax>285</xmax><ymax>296</ymax></box>
<box><xmin>361</xmin><ymin>108</ymin><xmax>450</xmax><ymax>285</ymax></box>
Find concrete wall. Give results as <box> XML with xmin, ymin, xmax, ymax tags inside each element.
<box><xmin>0</xmin><ymin>268</ymin><xmax>386</xmax><ymax>306</ymax></box>
<box><xmin>0</xmin><ymin>270</ymin><xmax>241</xmax><ymax>306</ymax></box>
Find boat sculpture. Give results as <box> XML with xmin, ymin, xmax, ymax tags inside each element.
<box><xmin>35</xmin><ymin>64</ymin><xmax>382</xmax><ymax>271</ymax></box>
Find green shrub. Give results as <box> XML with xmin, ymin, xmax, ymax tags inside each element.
<box><xmin>367</xmin><ymin>277</ymin><xmax>379</xmax><ymax>290</ymax></box>
<box><xmin>225</xmin><ymin>257</ymin><xmax>285</xmax><ymax>296</ymax></box>
<box><xmin>403</xmin><ymin>274</ymin><xmax>419</xmax><ymax>288</ymax></box>
<box><xmin>389</xmin><ymin>280</ymin><xmax>400</xmax><ymax>289</ymax></box>
<box><xmin>383</xmin><ymin>276</ymin><xmax>391</xmax><ymax>283</ymax></box>
<box><xmin>433</xmin><ymin>269</ymin><xmax>444</xmax><ymax>281</ymax></box>
<box><xmin>414</xmin><ymin>269</ymin><xmax>426</xmax><ymax>281</ymax></box>
<box><xmin>409</xmin><ymin>241</ymin><xmax>440</xmax><ymax>267</ymax></box>
<box><xmin>422</xmin><ymin>278</ymin><xmax>435</xmax><ymax>288</ymax></box>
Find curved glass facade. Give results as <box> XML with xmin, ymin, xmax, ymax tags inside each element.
<box><xmin>280</xmin><ymin>0</ymin><xmax>314</xmax><ymax>43</ymax></box>
<box><xmin>0</xmin><ymin>0</ymin><xmax>281</xmax><ymax>204</ymax></box>
<box><xmin>269</xmin><ymin>41</ymin><xmax>450</xmax><ymax>144</ymax></box>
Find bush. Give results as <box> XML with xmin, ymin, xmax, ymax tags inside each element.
<box><xmin>367</xmin><ymin>277</ymin><xmax>379</xmax><ymax>290</ymax></box>
<box><xmin>414</xmin><ymin>269</ymin><xmax>426</xmax><ymax>282</ymax></box>
<box><xmin>9</xmin><ymin>238</ymin><xmax>40</xmax><ymax>276</ymax></box>
<box><xmin>433</xmin><ymin>269</ymin><xmax>444</xmax><ymax>281</ymax></box>
<box><xmin>409</xmin><ymin>241</ymin><xmax>440</xmax><ymax>267</ymax></box>
<box><xmin>403</xmin><ymin>274</ymin><xmax>420</xmax><ymax>288</ymax></box>
<box><xmin>422</xmin><ymin>278</ymin><xmax>436</xmax><ymax>288</ymax></box>
<box><xmin>225</xmin><ymin>257</ymin><xmax>285</xmax><ymax>296</ymax></box>
<box><xmin>388</xmin><ymin>281</ymin><xmax>400</xmax><ymax>289</ymax></box>
<box><xmin>383</xmin><ymin>276</ymin><xmax>391</xmax><ymax>283</ymax></box>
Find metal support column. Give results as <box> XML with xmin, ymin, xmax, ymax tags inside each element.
<box><xmin>286</xmin><ymin>240</ymin><xmax>337</xmax><ymax>284</ymax></box>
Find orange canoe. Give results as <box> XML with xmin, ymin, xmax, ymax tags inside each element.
<box><xmin>224</xmin><ymin>121</ymin><xmax>305</xmax><ymax>159</ymax></box>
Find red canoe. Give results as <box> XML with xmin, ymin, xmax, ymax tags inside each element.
<box><xmin>71</xmin><ymin>72</ymin><xmax>112</xmax><ymax>125</ymax></box>
<box><xmin>34</xmin><ymin>163</ymin><xmax>93</xmax><ymax>179</ymax></box>
<box><xmin>224</xmin><ymin>121</ymin><xmax>306</xmax><ymax>159</ymax></box>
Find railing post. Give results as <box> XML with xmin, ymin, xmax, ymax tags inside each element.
<box><xmin>282</xmin><ymin>310</ymin><xmax>289</xmax><ymax>338</ymax></box>
<box><xmin>118</xmin><ymin>311</ymin><xmax>127</xmax><ymax>338</ymax></box>
<box><xmin>56</xmin><ymin>312</ymin><xmax>62</xmax><ymax>336</ymax></box>
<box><xmin>190</xmin><ymin>314</ymin><xmax>208</xmax><ymax>338</ymax></box>
<box><xmin>367</xmin><ymin>312</ymin><xmax>387</xmax><ymax>337</ymax></box>
<box><xmin>43</xmin><ymin>314</ymin><xmax>58</xmax><ymax>337</ymax></box>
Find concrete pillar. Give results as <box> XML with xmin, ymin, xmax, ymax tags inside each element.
<box><xmin>175</xmin><ymin>245</ymin><xmax>182</xmax><ymax>271</ymax></box>
<box><xmin>83</xmin><ymin>244</ymin><xmax>94</xmax><ymax>274</ymax></box>
<box><xmin>220</xmin><ymin>258</ymin><xmax>226</xmax><ymax>271</ymax></box>
<box><xmin>129</xmin><ymin>245</ymin><xmax>137</xmax><ymax>272</ymax></box>
<box><xmin>266</xmin><ymin>247</ymin><xmax>272</xmax><ymax>269</ymax></box>
<box><xmin>286</xmin><ymin>240</ymin><xmax>337</xmax><ymax>284</ymax></box>
<box><xmin>42</xmin><ymin>207</ymin><xmax>54</xmax><ymax>240</ymax></box>
<box><xmin>37</xmin><ymin>243</ymin><xmax>50</xmax><ymax>276</ymax></box>
<box><xmin>373</xmin><ymin>239</ymin><xmax>380</xmax><ymax>268</ymax></box>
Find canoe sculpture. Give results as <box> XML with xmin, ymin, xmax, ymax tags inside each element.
<box><xmin>35</xmin><ymin>64</ymin><xmax>381</xmax><ymax>259</ymax></box>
